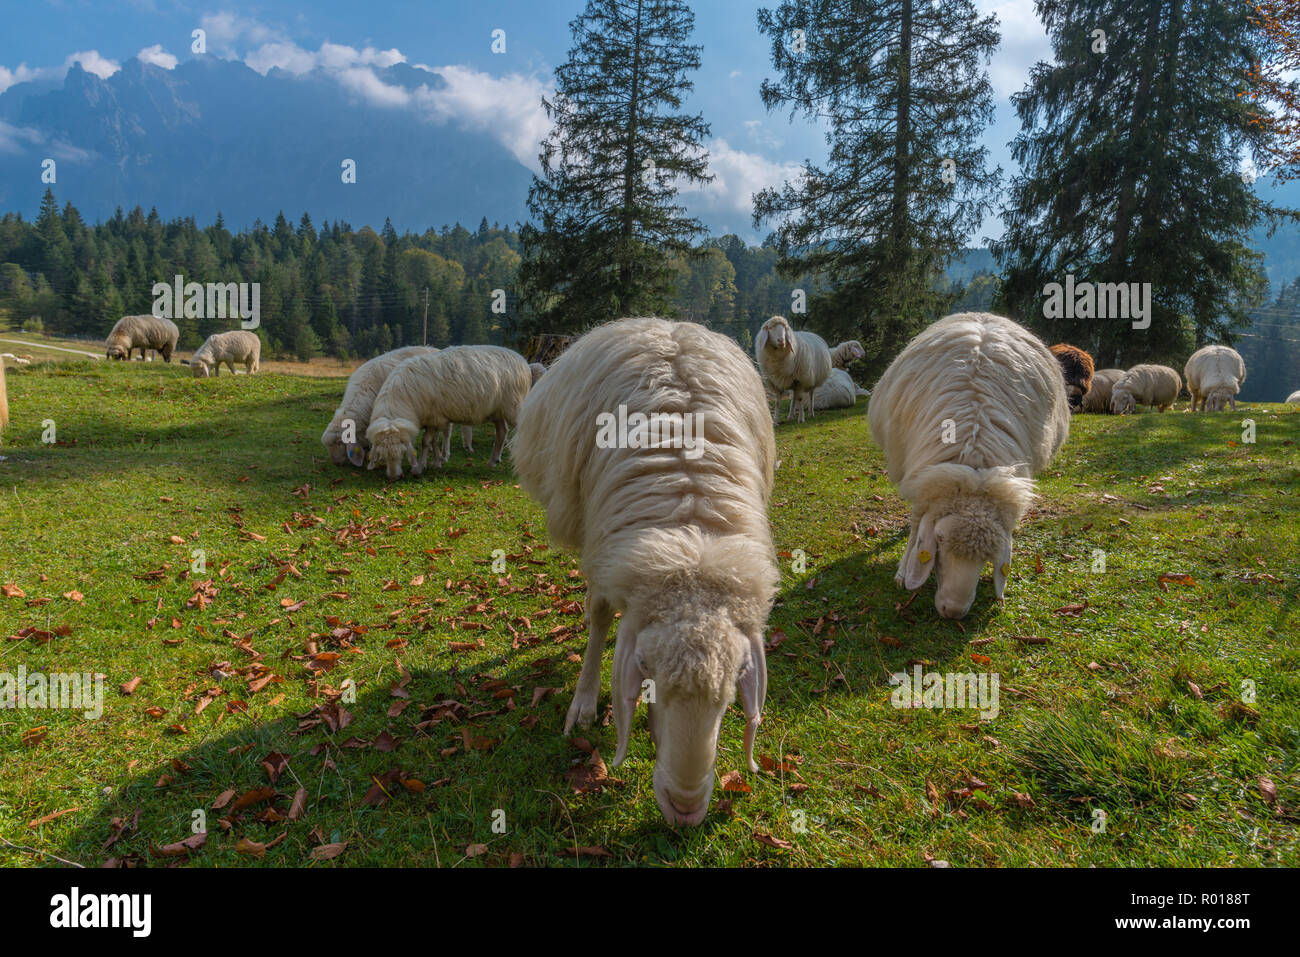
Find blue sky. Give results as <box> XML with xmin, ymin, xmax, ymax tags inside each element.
<box><xmin>0</xmin><ymin>1</ymin><xmax>1065</xmax><ymax>242</ymax></box>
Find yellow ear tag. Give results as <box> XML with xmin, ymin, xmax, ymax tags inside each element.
<box><xmin>918</xmin><ymin>550</ymin><xmax>932</xmax><ymax>564</ymax></box>
<box><xmin>1000</xmin><ymin>563</ymin><xmax>1011</xmax><ymax>577</ymax></box>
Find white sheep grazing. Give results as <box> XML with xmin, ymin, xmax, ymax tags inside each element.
<box><xmin>366</xmin><ymin>345</ymin><xmax>531</xmax><ymax>478</ymax></box>
<box><xmin>189</xmin><ymin>330</ymin><xmax>261</xmax><ymax>377</ymax></box>
<box><xmin>1184</xmin><ymin>345</ymin><xmax>1246</xmax><ymax>412</ymax></box>
<box><xmin>755</xmin><ymin>315</ymin><xmax>832</xmax><ymax>423</ymax></box>
<box><xmin>868</xmin><ymin>312</ymin><xmax>1069</xmax><ymax>619</ymax></box>
<box><xmin>812</xmin><ymin>368</ymin><xmax>870</xmax><ymax>410</ymax></box>
<box><xmin>1288</xmin><ymin>390</ymin><xmax>1300</xmax><ymax>404</ymax></box>
<box><xmin>322</xmin><ymin>346</ymin><xmax>436</xmax><ymax>466</ymax></box>
<box><xmin>106</xmin><ymin>314</ymin><xmax>179</xmax><ymax>362</ymax></box>
<box><xmin>512</xmin><ymin>316</ymin><xmax>778</xmax><ymax>827</ymax></box>
<box><xmin>1110</xmin><ymin>364</ymin><xmax>1182</xmax><ymax>414</ymax></box>
<box><xmin>831</xmin><ymin>340</ymin><xmax>866</xmax><ymax>369</ymax></box>
<box><xmin>1080</xmin><ymin>368</ymin><xmax>1124</xmax><ymax>413</ymax></box>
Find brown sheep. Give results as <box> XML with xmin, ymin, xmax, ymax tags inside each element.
<box><xmin>1050</xmin><ymin>344</ymin><xmax>1095</xmax><ymax>412</ymax></box>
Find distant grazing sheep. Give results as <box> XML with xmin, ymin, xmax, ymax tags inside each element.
<box><xmin>812</xmin><ymin>368</ymin><xmax>869</xmax><ymax>410</ymax></box>
<box><xmin>366</xmin><ymin>345</ymin><xmax>531</xmax><ymax>478</ymax></box>
<box><xmin>1288</xmin><ymin>390</ymin><xmax>1300</xmax><ymax>404</ymax></box>
<box><xmin>0</xmin><ymin>353</ymin><xmax>31</xmax><ymax>365</ymax></box>
<box><xmin>189</xmin><ymin>330</ymin><xmax>261</xmax><ymax>378</ymax></box>
<box><xmin>1184</xmin><ymin>345</ymin><xmax>1246</xmax><ymax>412</ymax></box>
<box><xmin>1110</xmin><ymin>364</ymin><xmax>1182</xmax><ymax>414</ymax></box>
<box><xmin>868</xmin><ymin>312</ymin><xmax>1069</xmax><ymax>619</ymax></box>
<box><xmin>106</xmin><ymin>314</ymin><xmax>178</xmax><ymax>362</ymax></box>
<box><xmin>1049</xmin><ymin>344</ymin><xmax>1095</xmax><ymax>412</ymax></box>
<box><xmin>1080</xmin><ymin>368</ymin><xmax>1124</xmax><ymax>413</ymax></box>
<box><xmin>831</xmin><ymin>340</ymin><xmax>866</xmax><ymax>369</ymax></box>
<box><xmin>755</xmin><ymin>315</ymin><xmax>832</xmax><ymax>423</ymax></box>
<box><xmin>513</xmin><ymin>317</ymin><xmax>777</xmax><ymax>827</ymax></box>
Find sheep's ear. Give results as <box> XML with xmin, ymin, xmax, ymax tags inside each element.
<box><xmin>902</xmin><ymin>513</ymin><xmax>938</xmax><ymax>590</ymax></box>
<box><xmin>994</xmin><ymin>537</ymin><xmax>1013</xmax><ymax>601</ymax></box>
<box><xmin>737</xmin><ymin>633</ymin><xmax>767</xmax><ymax>773</ymax></box>
<box><xmin>610</xmin><ymin>632</ymin><xmax>641</xmax><ymax>768</ymax></box>
<box><xmin>346</xmin><ymin>444</ymin><xmax>366</xmax><ymax>467</ymax></box>
<box><xmin>756</xmin><ymin>328</ymin><xmax>769</xmax><ymax>352</ymax></box>
<box><xmin>365</xmin><ymin>448</ymin><xmax>378</xmax><ymax>470</ymax></box>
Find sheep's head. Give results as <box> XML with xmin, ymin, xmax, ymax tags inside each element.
<box><xmin>843</xmin><ymin>340</ymin><xmax>865</xmax><ymax>362</ymax></box>
<box><xmin>365</xmin><ymin>418</ymin><xmax>417</xmax><ymax>480</ymax></box>
<box><xmin>1110</xmin><ymin>388</ymin><xmax>1136</xmax><ymax>414</ymax></box>
<box><xmin>190</xmin><ymin>359</ymin><xmax>211</xmax><ymax>378</ymax></box>
<box><xmin>1066</xmin><ymin>383</ymin><xmax>1087</xmax><ymax>412</ymax></box>
<box><xmin>899</xmin><ymin>467</ymin><xmax>1034</xmax><ymax>619</ymax></box>
<box><xmin>757</xmin><ymin>315</ymin><xmax>795</xmax><ymax>355</ymax></box>
<box><xmin>106</xmin><ymin>343</ymin><xmax>128</xmax><ymax>360</ymax></box>
<box><xmin>529</xmin><ymin>362</ymin><xmax>546</xmax><ymax>386</ymax></box>
<box><xmin>611</xmin><ymin>602</ymin><xmax>766</xmax><ymax>827</ymax></box>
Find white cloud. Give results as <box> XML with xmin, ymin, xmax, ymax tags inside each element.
<box><xmin>245</xmin><ymin>41</ymin><xmax>317</xmax><ymax>76</ymax></box>
<box><xmin>684</xmin><ymin>138</ymin><xmax>804</xmax><ymax>222</ymax></box>
<box><xmin>0</xmin><ymin>63</ymin><xmax>40</xmax><ymax>95</ymax></box>
<box><xmin>137</xmin><ymin>44</ymin><xmax>178</xmax><ymax>70</ymax></box>
<box><xmin>66</xmin><ymin>50</ymin><xmax>120</xmax><ymax>79</ymax></box>
<box><xmin>317</xmin><ymin>42</ymin><xmax>404</xmax><ymax>71</ymax></box>
<box><xmin>335</xmin><ymin>66</ymin><xmax>412</xmax><ymax>107</ymax></box>
<box><xmin>413</xmin><ymin>65</ymin><xmax>551</xmax><ymax>170</ymax></box>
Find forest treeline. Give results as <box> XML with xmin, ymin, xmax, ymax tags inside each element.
<box><xmin>0</xmin><ymin>191</ymin><xmax>813</xmax><ymax>359</ymax></box>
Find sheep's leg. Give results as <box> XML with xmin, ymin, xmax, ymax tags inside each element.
<box><xmin>441</xmin><ymin>426</ymin><xmax>452</xmax><ymax>464</ymax></box>
<box><xmin>565</xmin><ymin>596</ymin><xmax>613</xmax><ymax>733</ymax></box>
<box><xmin>785</xmin><ymin>390</ymin><xmax>797</xmax><ymax>423</ymax></box>
<box><xmin>461</xmin><ymin>424</ymin><xmax>474</xmax><ymax>453</ymax></box>
<box><xmin>488</xmin><ymin>420</ymin><xmax>507</xmax><ymax>466</ymax></box>
<box><xmin>413</xmin><ymin>430</ymin><xmax>434</xmax><ymax>476</ymax></box>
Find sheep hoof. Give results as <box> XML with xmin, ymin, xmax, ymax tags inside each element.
<box><xmin>564</xmin><ymin>692</ymin><xmax>598</xmax><ymax>732</ymax></box>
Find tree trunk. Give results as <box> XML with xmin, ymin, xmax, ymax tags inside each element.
<box><xmin>1109</xmin><ymin>1</ymin><xmax>1164</xmax><ymax>271</ymax></box>
<box><xmin>620</xmin><ymin>0</ymin><xmax>645</xmax><ymax>294</ymax></box>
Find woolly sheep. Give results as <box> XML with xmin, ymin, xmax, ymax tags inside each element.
<box><xmin>1288</xmin><ymin>390</ymin><xmax>1300</xmax><ymax>404</ymax></box>
<box><xmin>811</xmin><ymin>368</ymin><xmax>870</xmax><ymax>410</ymax></box>
<box><xmin>322</xmin><ymin>346</ymin><xmax>436</xmax><ymax>466</ymax></box>
<box><xmin>868</xmin><ymin>312</ymin><xmax>1070</xmax><ymax>619</ymax></box>
<box><xmin>1049</xmin><ymin>344</ymin><xmax>1095</xmax><ymax>412</ymax></box>
<box><xmin>755</xmin><ymin>315</ymin><xmax>832</xmax><ymax>423</ymax></box>
<box><xmin>189</xmin><ymin>330</ymin><xmax>261</xmax><ymax>378</ymax></box>
<box><xmin>1184</xmin><ymin>345</ymin><xmax>1246</xmax><ymax>412</ymax></box>
<box><xmin>106</xmin><ymin>314</ymin><xmax>178</xmax><ymax>362</ymax></box>
<box><xmin>1080</xmin><ymin>368</ymin><xmax>1124</xmax><ymax>413</ymax></box>
<box><xmin>1110</xmin><ymin>364</ymin><xmax>1182</xmax><ymax>414</ymax></box>
<box><xmin>529</xmin><ymin>362</ymin><xmax>546</xmax><ymax>385</ymax></box>
<box><xmin>831</xmin><ymin>340</ymin><xmax>866</xmax><ymax>369</ymax></box>
<box><xmin>366</xmin><ymin>345</ymin><xmax>531</xmax><ymax>478</ymax></box>
<box><xmin>512</xmin><ymin>317</ymin><xmax>778</xmax><ymax>827</ymax></box>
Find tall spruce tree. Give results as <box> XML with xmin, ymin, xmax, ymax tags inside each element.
<box><xmin>516</xmin><ymin>0</ymin><xmax>713</xmax><ymax>335</ymax></box>
<box><xmin>992</xmin><ymin>0</ymin><xmax>1287</xmax><ymax>366</ymax></box>
<box><xmin>753</xmin><ymin>0</ymin><xmax>1001</xmax><ymax>370</ymax></box>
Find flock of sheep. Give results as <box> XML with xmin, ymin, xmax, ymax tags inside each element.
<box><xmin>0</xmin><ymin>305</ymin><xmax>1289</xmax><ymax>828</ymax></box>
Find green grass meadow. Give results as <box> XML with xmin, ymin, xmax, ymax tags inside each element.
<box><xmin>1</xmin><ymin>359</ymin><xmax>1298</xmax><ymax>867</ymax></box>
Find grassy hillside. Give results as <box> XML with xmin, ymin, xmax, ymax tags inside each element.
<box><xmin>1</xmin><ymin>360</ymin><xmax>1297</xmax><ymax>867</ymax></box>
